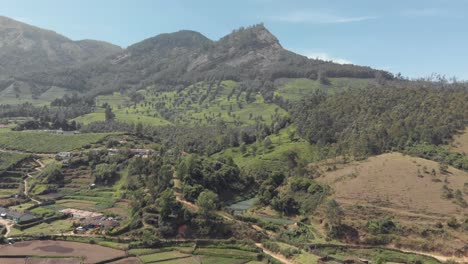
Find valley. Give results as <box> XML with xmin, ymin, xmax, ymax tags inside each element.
<box><xmin>0</xmin><ymin>14</ymin><xmax>467</xmax><ymax>264</ymax></box>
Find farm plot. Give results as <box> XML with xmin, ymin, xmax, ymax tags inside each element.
<box><xmin>0</xmin><ymin>156</ymin><xmax>34</xmax><ymax>199</ymax></box>
<box><xmin>0</xmin><ymin>240</ymin><xmax>126</xmax><ymax>263</ymax></box>
<box><xmin>8</xmin><ymin>219</ymin><xmax>74</xmax><ymax>236</ymax></box>
<box><xmin>132</xmin><ymin>245</ymin><xmax>260</xmax><ymax>264</ymax></box>
<box><xmin>0</xmin><ymin>130</ymin><xmax>109</xmax><ymax>153</ymax></box>
<box><xmin>0</xmin><ymin>257</ymin><xmax>81</xmax><ymax>264</ymax></box>
<box><xmin>0</xmin><ymin>152</ymin><xmax>30</xmax><ymax>171</ymax></box>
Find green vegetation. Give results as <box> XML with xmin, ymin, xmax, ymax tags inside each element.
<box><xmin>9</xmin><ymin>219</ymin><xmax>72</xmax><ymax>236</ymax></box>
<box><xmin>215</xmin><ymin>126</ymin><xmax>317</xmax><ymax>175</ymax></box>
<box><xmin>294</xmin><ymin>84</ymin><xmax>468</xmax><ymax>158</ymax></box>
<box><xmin>313</xmin><ymin>246</ymin><xmax>441</xmax><ymax>264</ymax></box>
<box><xmin>139</xmin><ymin>251</ymin><xmax>190</xmax><ymax>263</ymax></box>
<box><xmin>0</xmin><ymin>151</ymin><xmax>29</xmax><ymax>171</ymax></box>
<box><xmin>274</xmin><ymin>77</ymin><xmax>372</xmax><ymax>102</ymax></box>
<box><xmin>406</xmin><ymin>143</ymin><xmax>468</xmax><ymax>171</ymax></box>
<box><xmin>76</xmin><ymin>80</ymin><xmax>288</xmax><ymax>128</ymax></box>
<box><xmin>0</xmin><ymin>130</ymin><xmax>109</xmax><ymax>152</ymax></box>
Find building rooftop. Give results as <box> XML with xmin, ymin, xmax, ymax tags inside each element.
<box><xmin>0</xmin><ymin>207</ymin><xmax>36</xmax><ymax>222</ymax></box>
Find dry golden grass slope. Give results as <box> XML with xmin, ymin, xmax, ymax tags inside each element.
<box><xmin>451</xmin><ymin>128</ymin><xmax>468</xmax><ymax>155</ymax></box>
<box><xmin>317</xmin><ymin>152</ymin><xmax>467</xmax><ymax>216</ymax></box>
<box><xmin>316</xmin><ymin>152</ymin><xmax>468</xmax><ymax>257</ymax></box>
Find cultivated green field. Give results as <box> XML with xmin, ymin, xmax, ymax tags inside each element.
<box><xmin>0</xmin><ymin>151</ymin><xmax>30</xmax><ymax>170</ymax></box>
<box><xmin>274</xmin><ymin>77</ymin><xmax>373</xmax><ymax>102</ymax></box>
<box><xmin>131</xmin><ymin>245</ymin><xmax>259</xmax><ymax>264</ymax></box>
<box><xmin>9</xmin><ymin>219</ymin><xmax>73</xmax><ymax>236</ymax></box>
<box><xmin>0</xmin><ymin>130</ymin><xmax>110</xmax><ymax>153</ymax></box>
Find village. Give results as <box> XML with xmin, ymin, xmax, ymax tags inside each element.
<box><xmin>0</xmin><ymin>132</ymin><xmax>156</xmax><ymax>242</ymax></box>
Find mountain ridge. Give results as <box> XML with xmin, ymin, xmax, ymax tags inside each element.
<box><xmin>0</xmin><ymin>17</ymin><xmax>392</xmax><ymax>100</ymax></box>
<box><xmin>0</xmin><ymin>16</ymin><xmax>122</xmax><ymax>77</ymax></box>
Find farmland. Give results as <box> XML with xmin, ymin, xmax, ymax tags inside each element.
<box><xmin>130</xmin><ymin>244</ymin><xmax>261</xmax><ymax>264</ymax></box>
<box><xmin>0</xmin><ymin>130</ymin><xmax>110</xmax><ymax>153</ymax></box>
<box><xmin>0</xmin><ymin>240</ymin><xmax>126</xmax><ymax>263</ymax></box>
<box><xmin>0</xmin><ymin>151</ymin><xmax>30</xmax><ymax>171</ymax></box>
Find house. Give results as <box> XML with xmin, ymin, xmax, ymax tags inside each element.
<box><xmin>0</xmin><ymin>207</ymin><xmax>36</xmax><ymax>223</ymax></box>
<box><xmin>57</xmin><ymin>152</ymin><xmax>72</xmax><ymax>159</ymax></box>
<box><xmin>60</xmin><ymin>208</ymin><xmax>104</xmax><ymax>220</ymax></box>
<box><xmin>81</xmin><ymin>218</ymin><xmax>120</xmax><ymax>230</ymax></box>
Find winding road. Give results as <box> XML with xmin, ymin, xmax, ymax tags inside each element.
<box><xmin>0</xmin><ymin>218</ymin><xmax>12</xmax><ymax>237</ymax></box>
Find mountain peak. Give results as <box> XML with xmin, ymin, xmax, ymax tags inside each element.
<box><xmin>128</xmin><ymin>30</ymin><xmax>212</xmax><ymax>55</ymax></box>
<box><xmin>218</xmin><ymin>24</ymin><xmax>281</xmax><ymax>49</ymax></box>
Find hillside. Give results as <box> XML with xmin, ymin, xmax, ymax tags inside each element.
<box><xmin>10</xmin><ymin>23</ymin><xmax>391</xmax><ymax>99</ymax></box>
<box><xmin>0</xmin><ymin>16</ymin><xmax>122</xmax><ymax>103</ymax></box>
<box><xmin>317</xmin><ymin>152</ymin><xmax>468</xmax><ymax>254</ymax></box>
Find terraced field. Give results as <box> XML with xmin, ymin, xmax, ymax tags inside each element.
<box><xmin>130</xmin><ymin>244</ymin><xmax>260</xmax><ymax>264</ymax></box>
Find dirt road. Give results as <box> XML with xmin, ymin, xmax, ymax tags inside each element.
<box><xmin>255</xmin><ymin>243</ymin><xmax>296</xmax><ymax>264</ymax></box>
<box><xmin>0</xmin><ymin>218</ymin><xmax>13</xmax><ymax>237</ymax></box>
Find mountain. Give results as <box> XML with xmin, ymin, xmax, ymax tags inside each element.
<box><xmin>0</xmin><ymin>19</ymin><xmax>391</xmax><ymax>99</ymax></box>
<box><xmin>0</xmin><ymin>16</ymin><xmax>121</xmax><ymax>77</ymax></box>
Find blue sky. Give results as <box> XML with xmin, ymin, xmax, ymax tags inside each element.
<box><xmin>2</xmin><ymin>0</ymin><xmax>467</xmax><ymax>79</ymax></box>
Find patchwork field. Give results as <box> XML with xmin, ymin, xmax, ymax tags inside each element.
<box><xmin>0</xmin><ymin>130</ymin><xmax>109</xmax><ymax>153</ymax></box>
<box><xmin>0</xmin><ymin>240</ymin><xmax>126</xmax><ymax>263</ymax></box>
<box><xmin>130</xmin><ymin>245</ymin><xmax>260</xmax><ymax>264</ymax></box>
<box><xmin>9</xmin><ymin>219</ymin><xmax>73</xmax><ymax>236</ymax></box>
<box><xmin>0</xmin><ymin>258</ymin><xmax>81</xmax><ymax>264</ymax></box>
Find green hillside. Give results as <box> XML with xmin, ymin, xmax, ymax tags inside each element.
<box><xmin>274</xmin><ymin>77</ymin><xmax>374</xmax><ymax>102</ymax></box>
<box><xmin>75</xmin><ymin>80</ymin><xmax>288</xmax><ymax>127</ymax></box>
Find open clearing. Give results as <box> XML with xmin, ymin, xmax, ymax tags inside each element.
<box><xmin>0</xmin><ymin>240</ymin><xmax>125</xmax><ymax>263</ymax></box>
<box><xmin>318</xmin><ymin>152</ymin><xmax>468</xmax><ymax>216</ymax></box>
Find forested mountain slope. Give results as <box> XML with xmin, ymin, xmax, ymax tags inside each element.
<box><xmin>0</xmin><ymin>16</ymin><xmax>121</xmax><ymax>77</ymax></box>
<box><xmin>6</xmin><ymin>22</ymin><xmax>391</xmax><ymax>98</ymax></box>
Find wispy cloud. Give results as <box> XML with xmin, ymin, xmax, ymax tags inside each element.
<box><xmin>298</xmin><ymin>51</ymin><xmax>352</xmax><ymax>65</ymax></box>
<box><xmin>270</xmin><ymin>10</ymin><xmax>376</xmax><ymax>24</ymax></box>
<box><xmin>401</xmin><ymin>8</ymin><xmax>448</xmax><ymax>17</ymax></box>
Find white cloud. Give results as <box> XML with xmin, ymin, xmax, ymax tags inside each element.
<box><xmin>401</xmin><ymin>8</ymin><xmax>448</xmax><ymax>17</ymax></box>
<box><xmin>270</xmin><ymin>11</ymin><xmax>376</xmax><ymax>24</ymax></box>
<box><xmin>300</xmin><ymin>51</ymin><xmax>352</xmax><ymax>65</ymax></box>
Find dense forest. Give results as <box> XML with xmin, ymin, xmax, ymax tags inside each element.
<box><xmin>294</xmin><ymin>80</ymin><xmax>468</xmax><ymax>158</ymax></box>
